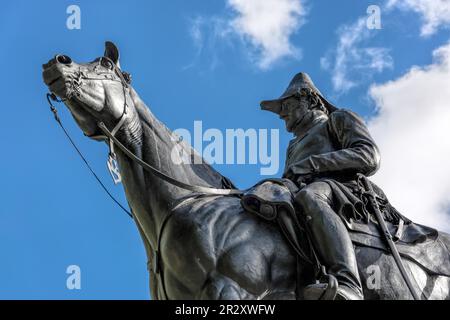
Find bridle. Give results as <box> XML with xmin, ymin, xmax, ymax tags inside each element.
<box><xmin>46</xmin><ymin>55</ymin><xmax>244</xmax><ymax>215</ymax></box>
<box><xmin>83</xmin><ymin>56</ymin><xmax>133</xmax><ymax>185</ymax></box>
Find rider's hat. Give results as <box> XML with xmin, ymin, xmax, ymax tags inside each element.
<box><xmin>260</xmin><ymin>72</ymin><xmax>338</xmax><ymax>114</ymax></box>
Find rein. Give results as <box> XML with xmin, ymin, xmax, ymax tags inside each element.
<box><xmin>97</xmin><ymin>122</ymin><xmax>244</xmax><ymax>195</ymax></box>
<box><xmin>46</xmin><ymin>93</ymin><xmax>134</xmax><ymax>218</ymax></box>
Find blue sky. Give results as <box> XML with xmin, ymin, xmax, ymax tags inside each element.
<box><xmin>1</xmin><ymin>0</ymin><xmax>450</xmax><ymax>299</ymax></box>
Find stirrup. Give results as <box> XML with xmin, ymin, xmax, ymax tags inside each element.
<box><xmin>301</xmin><ymin>274</ymin><xmax>338</xmax><ymax>300</ymax></box>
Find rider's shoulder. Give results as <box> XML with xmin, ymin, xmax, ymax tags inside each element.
<box><xmin>328</xmin><ymin>108</ymin><xmax>365</xmax><ymax>127</ymax></box>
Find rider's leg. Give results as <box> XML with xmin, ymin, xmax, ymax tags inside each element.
<box><xmin>295</xmin><ymin>182</ymin><xmax>363</xmax><ymax>300</ymax></box>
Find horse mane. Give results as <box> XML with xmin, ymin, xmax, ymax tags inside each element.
<box><xmin>129</xmin><ymin>88</ymin><xmax>236</xmax><ymax>190</ymax></box>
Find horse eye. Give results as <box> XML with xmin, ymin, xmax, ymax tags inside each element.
<box><xmin>101</xmin><ymin>58</ymin><xmax>114</xmax><ymax>70</ymax></box>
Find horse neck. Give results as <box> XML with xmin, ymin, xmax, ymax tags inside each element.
<box><xmin>112</xmin><ymin>88</ymin><xmax>226</xmax><ymax>247</ymax></box>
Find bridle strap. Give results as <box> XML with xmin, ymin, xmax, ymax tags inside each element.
<box><xmin>50</xmin><ymin>56</ymin><xmax>245</xmax><ymax>195</ymax></box>
<box><xmin>78</xmin><ymin>57</ymin><xmax>246</xmax><ymax>195</ymax></box>
<box><xmin>97</xmin><ymin>122</ymin><xmax>245</xmax><ymax>195</ymax></box>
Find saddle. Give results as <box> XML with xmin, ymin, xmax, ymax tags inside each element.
<box><xmin>241</xmin><ymin>178</ymin><xmax>299</xmax><ymax>221</ymax></box>
<box><xmin>241</xmin><ymin>179</ymin><xmax>450</xmax><ymax>278</ymax></box>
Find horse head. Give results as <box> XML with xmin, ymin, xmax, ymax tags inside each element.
<box><xmin>42</xmin><ymin>41</ymin><xmax>136</xmax><ymax>139</ymax></box>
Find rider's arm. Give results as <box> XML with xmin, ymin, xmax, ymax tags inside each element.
<box><xmin>286</xmin><ymin>109</ymin><xmax>380</xmax><ymax>178</ymax></box>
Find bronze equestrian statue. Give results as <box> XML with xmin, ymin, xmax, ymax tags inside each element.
<box><xmin>42</xmin><ymin>41</ymin><xmax>450</xmax><ymax>299</ymax></box>
<box><xmin>261</xmin><ymin>73</ymin><xmax>410</xmax><ymax>299</ymax></box>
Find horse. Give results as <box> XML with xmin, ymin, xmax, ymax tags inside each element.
<box><xmin>42</xmin><ymin>41</ymin><xmax>450</xmax><ymax>300</ymax></box>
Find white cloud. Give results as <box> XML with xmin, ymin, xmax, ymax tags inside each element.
<box><xmin>183</xmin><ymin>16</ymin><xmax>230</xmax><ymax>71</ymax></box>
<box><xmin>186</xmin><ymin>0</ymin><xmax>306</xmax><ymax>70</ymax></box>
<box><xmin>321</xmin><ymin>17</ymin><xmax>393</xmax><ymax>94</ymax></box>
<box><xmin>227</xmin><ymin>0</ymin><xmax>306</xmax><ymax>69</ymax></box>
<box><xmin>368</xmin><ymin>41</ymin><xmax>450</xmax><ymax>232</ymax></box>
<box><xmin>387</xmin><ymin>0</ymin><xmax>450</xmax><ymax>37</ymax></box>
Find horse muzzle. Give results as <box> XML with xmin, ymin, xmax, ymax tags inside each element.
<box><xmin>42</xmin><ymin>54</ymin><xmax>77</xmax><ymax>100</ymax></box>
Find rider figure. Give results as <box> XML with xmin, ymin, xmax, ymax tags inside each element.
<box><xmin>261</xmin><ymin>72</ymin><xmax>384</xmax><ymax>300</ymax></box>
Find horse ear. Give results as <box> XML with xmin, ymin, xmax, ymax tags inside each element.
<box><xmin>104</xmin><ymin>41</ymin><xmax>120</xmax><ymax>68</ymax></box>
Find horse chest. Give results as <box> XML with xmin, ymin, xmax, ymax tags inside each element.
<box><xmin>158</xmin><ymin>212</ymin><xmax>219</xmax><ymax>297</ymax></box>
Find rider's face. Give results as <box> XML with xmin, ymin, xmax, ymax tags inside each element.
<box><xmin>279</xmin><ymin>94</ymin><xmax>310</xmax><ymax>132</ymax></box>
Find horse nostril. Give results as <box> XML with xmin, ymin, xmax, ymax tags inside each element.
<box><xmin>55</xmin><ymin>54</ymin><xmax>72</xmax><ymax>65</ymax></box>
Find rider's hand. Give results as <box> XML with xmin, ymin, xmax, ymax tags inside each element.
<box><xmin>283</xmin><ymin>167</ymin><xmax>296</xmax><ymax>181</ymax></box>
<box><xmin>296</xmin><ymin>174</ymin><xmax>313</xmax><ymax>186</ymax></box>
<box><xmin>283</xmin><ymin>167</ymin><xmax>313</xmax><ymax>187</ymax></box>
